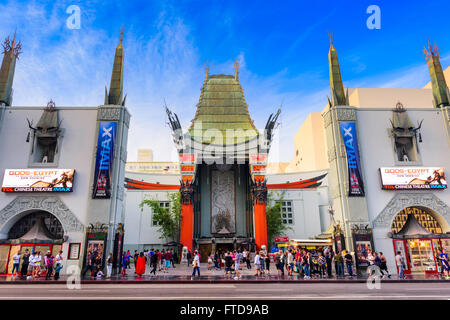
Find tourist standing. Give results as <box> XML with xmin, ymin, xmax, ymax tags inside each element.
<box><xmin>302</xmin><ymin>250</ymin><xmax>311</xmax><ymax>279</ymax></box>
<box><xmin>106</xmin><ymin>253</ymin><xmax>113</xmax><ymax>278</ymax></box>
<box><xmin>234</xmin><ymin>250</ymin><xmax>242</xmax><ymax>279</ymax></box>
<box><xmin>395</xmin><ymin>251</ymin><xmax>406</xmax><ymax>279</ymax></box>
<box><xmin>440</xmin><ymin>249</ymin><xmax>450</xmax><ymax>279</ymax></box>
<box><xmin>287</xmin><ymin>250</ymin><xmax>294</xmax><ymax>276</ymax></box>
<box><xmin>325</xmin><ymin>248</ymin><xmax>333</xmax><ymax>278</ymax></box>
<box><xmin>344</xmin><ymin>251</ymin><xmax>354</xmax><ymax>277</ymax></box>
<box><xmin>136</xmin><ymin>252</ymin><xmax>146</xmax><ymax>276</ymax></box>
<box><xmin>121</xmin><ymin>252</ymin><xmax>128</xmax><ymax>276</ymax></box>
<box><xmin>164</xmin><ymin>250</ymin><xmax>172</xmax><ymax>273</ymax></box>
<box><xmin>55</xmin><ymin>250</ymin><xmax>63</xmax><ymax>267</ymax></box>
<box><xmin>334</xmin><ymin>251</ymin><xmax>344</xmax><ymax>277</ymax></box>
<box><xmin>254</xmin><ymin>251</ymin><xmax>261</xmax><ymax>276</ymax></box>
<box><xmin>156</xmin><ymin>249</ymin><xmax>162</xmax><ymax>271</ymax></box>
<box><xmin>224</xmin><ymin>251</ymin><xmax>233</xmax><ymax>277</ymax></box>
<box><xmin>318</xmin><ymin>252</ymin><xmax>326</xmax><ymax>278</ymax></box>
<box><xmin>12</xmin><ymin>251</ymin><xmax>21</xmax><ymax>276</ymax></box>
<box><xmin>34</xmin><ymin>252</ymin><xmax>42</xmax><ymax>278</ymax></box>
<box><xmin>133</xmin><ymin>250</ymin><xmax>139</xmax><ymax>273</ymax></box>
<box><xmin>20</xmin><ymin>249</ymin><xmax>30</xmax><ymax>279</ymax></box>
<box><xmin>187</xmin><ymin>249</ymin><xmax>192</xmax><ymax>267</ymax></box>
<box><xmin>45</xmin><ymin>252</ymin><xmax>54</xmax><ymax>280</ymax></box>
<box><xmin>264</xmin><ymin>252</ymin><xmax>270</xmax><ymax>275</ymax></box>
<box><xmin>192</xmin><ymin>251</ymin><xmax>200</xmax><ymax>278</ymax></box>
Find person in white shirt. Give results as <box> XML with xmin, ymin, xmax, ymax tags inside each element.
<box><xmin>33</xmin><ymin>252</ymin><xmax>42</xmax><ymax>278</ymax></box>
<box><xmin>12</xmin><ymin>251</ymin><xmax>21</xmax><ymax>276</ymax></box>
<box><xmin>191</xmin><ymin>251</ymin><xmax>200</xmax><ymax>278</ymax></box>
<box><xmin>55</xmin><ymin>250</ymin><xmax>63</xmax><ymax>266</ymax></box>
<box><xmin>254</xmin><ymin>251</ymin><xmax>261</xmax><ymax>276</ymax></box>
<box><xmin>395</xmin><ymin>251</ymin><xmax>406</xmax><ymax>279</ymax></box>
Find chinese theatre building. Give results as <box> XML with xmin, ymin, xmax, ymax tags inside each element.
<box><xmin>293</xmin><ymin>36</ymin><xmax>450</xmax><ymax>275</ymax></box>
<box><xmin>0</xmin><ymin>32</ymin><xmax>130</xmax><ymax>275</ymax></box>
<box><xmin>165</xmin><ymin>61</ymin><xmax>280</xmax><ymax>256</ymax></box>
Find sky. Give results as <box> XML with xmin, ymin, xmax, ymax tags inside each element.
<box><xmin>1</xmin><ymin>0</ymin><xmax>450</xmax><ymax>162</ymax></box>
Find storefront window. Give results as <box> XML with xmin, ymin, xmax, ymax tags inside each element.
<box><xmin>408</xmin><ymin>240</ymin><xmax>436</xmax><ymax>273</ymax></box>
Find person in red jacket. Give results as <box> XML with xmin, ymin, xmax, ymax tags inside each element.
<box><xmin>136</xmin><ymin>252</ymin><xmax>146</xmax><ymax>276</ymax></box>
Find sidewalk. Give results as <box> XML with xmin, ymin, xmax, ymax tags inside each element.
<box><xmin>1</xmin><ymin>263</ymin><xmax>448</xmax><ymax>283</ymax></box>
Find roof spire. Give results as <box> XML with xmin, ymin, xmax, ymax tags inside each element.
<box><xmin>328</xmin><ymin>34</ymin><xmax>348</xmax><ymax>107</ymax></box>
<box><xmin>105</xmin><ymin>30</ymin><xmax>125</xmax><ymax>106</ymax></box>
<box><xmin>424</xmin><ymin>38</ymin><xmax>449</xmax><ymax>108</ymax></box>
<box><xmin>234</xmin><ymin>59</ymin><xmax>239</xmax><ymax>80</ymax></box>
<box><xmin>204</xmin><ymin>59</ymin><xmax>210</xmax><ymax>81</ymax></box>
<box><xmin>0</xmin><ymin>32</ymin><xmax>21</xmax><ymax>106</ymax></box>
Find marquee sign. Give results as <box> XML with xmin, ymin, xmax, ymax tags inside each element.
<box><xmin>2</xmin><ymin>169</ymin><xmax>75</xmax><ymax>192</ymax></box>
<box><xmin>380</xmin><ymin>167</ymin><xmax>447</xmax><ymax>190</ymax></box>
<box><xmin>179</xmin><ymin>154</ymin><xmax>197</xmax><ymax>183</ymax></box>
<box><xmin>92</xmin><ymin>121</ymin><xmax>117</xmax><ymax>198</ymax></box>
<box><xmin>339</xmin><ymin>122</ymin><xmax>365</xmax><ymax>196</ymax></box>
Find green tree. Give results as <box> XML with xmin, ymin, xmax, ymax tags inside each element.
<box><xmin>266</xmin><ymin>191</ymin><xmax>292</xmax><ymax>248</ymax></box>
<box><xmin>139</xmin><ymin>192</ymin><xmax>181</xmax><ymax>243</ymax></box>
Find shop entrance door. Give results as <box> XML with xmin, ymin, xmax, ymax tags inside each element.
<box><xmin>393</xmin><ymin>240</ymin><xmax>410</xmax><ymax>274</ymax></box>
<box><xmin>407</xmin><ymin>239</ymin><xmax>437</xmax><ymax>274</ymax></box>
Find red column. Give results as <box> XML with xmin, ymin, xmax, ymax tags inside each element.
<box><xmin>180</xmin><ymin>203</ymin><xmax>193</xmax><ymax>251</ymax></box>
<box><xmin>254</xmin><ymin>202</ymin><xmax>267</xmax><ymax>251</ymax></box>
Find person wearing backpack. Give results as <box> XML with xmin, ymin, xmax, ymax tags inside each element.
<box><xmin>45</xmin><ymin>253</ymin><xmax>54</xmax><ymax>280</ymax></box>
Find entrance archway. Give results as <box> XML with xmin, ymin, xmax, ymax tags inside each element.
<box><xmin>390</xmin><ymin>206</ymin><xmax>450</xmax><ymax>275</ymax></box>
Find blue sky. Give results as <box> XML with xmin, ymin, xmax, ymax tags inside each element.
<box><xmin>1</xmin><ymin>0</ymin><xmax>449</xmax><ymax>162</ymax></box>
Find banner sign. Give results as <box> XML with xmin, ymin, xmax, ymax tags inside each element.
<box><xmin>380</xmin><ymin>167</ymin><xmax>447</xmax><ymax>190</ymax></box>
<box><xmin>339</xmin><ymin>122</ymin><xmax>365</xmax><ymax>196</ymax></box>
<box><xmin>274</xmin><ymin>236</ymin><xmax>289</xmax><ymax>243</ymax></box>
<box><xmin>2</xmin><ymin>169</ymin><xmax>75</xmax><ymax>192</ymax></box>
<box><xmin>92</xmin><ymin>121</ymin><xmax>117</xmax><ymax>198</ymax></box>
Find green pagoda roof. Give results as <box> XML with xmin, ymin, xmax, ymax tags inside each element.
<box><xmin>188</xmin><ymin>72</ymin><xmax>259</xmax><ymax>145</ymax></box>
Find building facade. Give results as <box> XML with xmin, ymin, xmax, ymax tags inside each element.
<box><xmin>0</xmin><ymin>33</ymin><xmax>130</xmax><ymax>275</ymax></box>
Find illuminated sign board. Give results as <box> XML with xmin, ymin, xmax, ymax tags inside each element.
<box><xmin>380</xmin><ymin>167</ymin><xmax>447</xmax><ymax>190</ymax></box>
<box><xmin>2</xmin><ymin>169</ymin><xmax>75</xmax><ymax>192</ymax></box>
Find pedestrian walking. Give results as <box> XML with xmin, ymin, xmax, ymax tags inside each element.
<box><xmin>54</xmin><ymin>264</ymin><xmax>63</xmax><ymax>280</ymax></box>
<box><xmin>395</xmin><ymin>251</ymin><xmax>406</xmax><ymax>279</ymax></box>
<box><xmin>20</xmin><ymin>249</ymin><xmax>30</xmax><ymax>280</ymax></box>
<box><xmin>234</xmin><ymin>250</ymin><xmax>242</xmax><ymax>279</ymax></box>
<box><xmin>191</xmin><ymin>251</ymin><xmax>200</xmax><ymax>278</ymax></box>
<box><xmin>150</xmin><ymin>251</ymin><xmax>157</xmax><ymax>275</ymax></box>
<box><xmin>82</xmin><ymin>251</ymin><xmax>95</xmax><ymax>277</ymax></box>
<box><xmin>344</xmin><ymin>251</ymin><xmax>354</xmax><ymax>277</ymax></box>
<box><xmin>379</xmin><ymin>252</ymin><xmax>391</xmax><ymax>278</ymax></box>
<box><xmin>55</xmin><ymin>250</ymin><xmax>63</xmax><ymax>267</ymax></box>
<box><xmin>245</xmin><ymin>249</ymin><xmax>252</xmax><ymax>269</ymax></box>
<box><xmin>106</xmin><ymin>253</ymin><xmax>113</xmax><ymax>278</ymax></box>
<box><xmin>207</xmin><ymin>254</ymin><xmax>213</xmax><ymax>270</ymax></box>
<box><xmin>187</xmin><ymin>249</ymin><xmax>192</xmax><ymax>267</ymax></box>
<box><xmin>12</xmin><ymin>250</ymin><xmax>21</xmax><ymax>276</ymax></box>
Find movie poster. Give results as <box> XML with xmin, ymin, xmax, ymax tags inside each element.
<box><xmin>339</xmin><ymin>122</ymin><xmax>365</xmax><ymax>196</ymax></box>
<box><xmin>92</xmin><ymin>121</ymin><xmax>117</xmax><ymax>198</ymax></box>
<box><xmin>380</xmin><ymin>167</ymin><xmax>447</xmax><ymax>190</ymax></box>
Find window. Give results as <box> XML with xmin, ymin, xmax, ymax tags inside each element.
<box><xmin>279</xmin><ymin>201</ymin><xmax>293</xmax><ymax>225</ymax></box>
<box><xmin>152</xmin><ymin>201</ymin><xmax>170</xmax><ymax>226</ymax></box>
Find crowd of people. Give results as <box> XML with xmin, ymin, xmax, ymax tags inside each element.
<box><xmin>9</xmin><ymin>249</ymin><xmax>64</xmax><ymax>280</ymax></box>
<box><xmin>6</xmin><ymin>245</ymin><xmax>450</xmax><ymax>280</ymax></box>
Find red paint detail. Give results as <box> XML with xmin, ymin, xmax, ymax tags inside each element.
<box><xmin>180</xmin><ymin>203</ymin><xmax>193</xmax><ymax>252</ymax></box>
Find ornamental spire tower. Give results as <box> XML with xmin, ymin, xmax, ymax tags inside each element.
<box><xmin>424</xmin><ymin>39</ymin><xmax>450</xmax><ymax>108</ymax></box>
<box><xmin>105</xmin><ymin>29</ymin><xmax>126</xmax><ymax>106</ymax></box>
<box><xmin>328</xmin><ymin>34</ymin><xmax>348</xmax><ymax>107</ymax></box>
<box><xmin>0</xmin><ymin>32</ymin><xmax>21</xmax><ymax>106</ymax></box>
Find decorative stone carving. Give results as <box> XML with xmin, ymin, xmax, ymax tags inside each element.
<box><xmin>0</xmin><ymin>196</ymin><xmax>84</xmax><ymax>233</ymax></box>
<box><xmin>97</xmin><ymin>107</ymin><xmax>121</xmax><ymax>121</ymax></box>
<box><xmin>180</xmin><ymin>180</ymin><xmax>194</xmax><ymax>205</ymax></box>
<box><xmin>372</xmin><ymin>193</ymin><xmax>450</xmax><ymax>228</ymax></box>
<box><xmin>327</xmin><ymin>146</ymin><xmax>336</xmax><ymax>162</ymax></box>
<box><xmin>211</xmin><ymin>170</ymin><xmax>236</xmax><ymax>234</ymax></box>
<box><xmin>251</xmin><ymin>181</ymin><xmax>268</xmax><ymax>205</ymax></box>
<box><xmin>323</xmin><ymin>111</ymin><xmax>332</xmax><ymax>128</ymax></box>
<box><xmin>336</xmin><ymin>107</ymin><xmax>356</xmax><ymax>121</ymax></box>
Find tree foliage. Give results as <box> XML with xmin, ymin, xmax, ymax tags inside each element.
<box><xmin>266</xmin><ymin>191</ymin><xmax>292</xmax><ymax>248</ymax></box>
<box><xmin>139</xmin><ymin>192</ymin><xmax>181</xmax><ymax>243</ymax></box>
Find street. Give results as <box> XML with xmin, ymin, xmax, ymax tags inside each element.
<box><xmin>0</xmin><ymin>282</ymin><xmax>448</xmax><ymax>300</ymax></box>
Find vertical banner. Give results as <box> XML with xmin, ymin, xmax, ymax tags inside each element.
<box><xmin>339</xmin><ymin>122</ymin><xmax>365</xmax><ymax>196</ymax></box>
<box><xmin>92</xmin><ymin>121</ymin><xmax>117</xmax><ymax>198</ymax></box>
